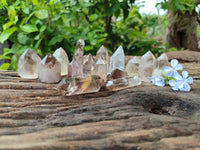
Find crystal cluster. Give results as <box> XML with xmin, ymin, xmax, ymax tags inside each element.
<box><xmin>18</xmin><ymin>38</ymin><xmax>171</xmax><ymax>96</ymax></box>
<box><xmin>18</xmin><ymin>48</ymin><xmax>41</xmax><ymax>79</ymax></box>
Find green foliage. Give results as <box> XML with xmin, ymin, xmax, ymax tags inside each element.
<box><xmin>157</xmin><ymin>0</ymin><xmax>197</xmax><ymax>14</ymax></box>
<box><xmin>0</xmin><ymin>0</ymin><xmax>175</xmax><ymax>70</ymax></box>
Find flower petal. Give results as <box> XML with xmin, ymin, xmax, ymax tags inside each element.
<box><xmin>173</xmin><ymin>71</ymin><xmax>182</xmax><ymax>81</ymax></box>
<box><xmin>169</xmin><ymin>80</ymin><xmax>176</xmax><ymax>87</ymax></box>
<box><xmin>172</xmin><ymin>86</ymin><xmax>179</xmax><ymax>91</ymax></box>
<box><xmin>164</xmin><ymin>66</ymin><xmax>172</xmax><ymax>71</ymax></box>
<box><xmin>148</xmin><ymin>76</ymin><xmax>156</xmax><ymax>84</ymax></box>
<box><xmin>171</xmin><ymin>59</ymin><xmax>178</xmax><ymax>68</ymax></box>
<box><xmin>175</xmin><ymin>64</ymin><xmax>183</xmax><ymax>70</ymax></box>
<box><xmin>176</xmin><ymin>80</ymin><xmax>184</xmax><ymax>89</ymax></box>
<box><xmin>186</xmin><ymin>77</ymin><xmax>193</xmax><ymax>84</ymax></box>
<box><xmin>182</xmin><ymin>71</ymin><xmax>188</xmax><ymax>79</ymax></box>
<box><xmin>155</xmin><ymin>81</ymin><xmax>165</xmax><ymax>87</ymax></box>
<box><xmin>179</xmin><ymin>83</ymin><xmax>191</xmax><ymax>92</ymax></box>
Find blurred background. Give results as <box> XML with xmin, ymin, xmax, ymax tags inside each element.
<box><xmin>0</xmin><ymin>0</ymin><xmax>200</xmax><ymax>70</ymax></box>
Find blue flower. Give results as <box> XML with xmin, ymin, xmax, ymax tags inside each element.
<box><xmin>169</xmin><ymin>71</ymin><xmax>193</xmax><ymax>92</ymax></box>
<box><xmin>164</xmin><ymin>59</ymin><xmax>183</xmax><ymax>77</ymax></box>
<box><xmin>148</xmin><ymin>76</ymin><xmax>165</xmax><ymax>87</ymax></box>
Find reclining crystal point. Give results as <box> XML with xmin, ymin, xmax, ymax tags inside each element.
<box><xmin>106</xmin><ymin>75</ymin><xmax>141</xmax><ymax>91</ymax></box>
<box><xmin>57</xmin><ymin>75</ymin><xmax>104</xmax><ymax>96</ymax></box>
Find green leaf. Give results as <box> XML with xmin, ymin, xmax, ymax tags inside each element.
<box><xmin>20</xmin><ymin>24</ymin><xmax>38</xmax><ymax>33</ymax></box>
<box><xmin>84</xmin><ymin>45</ymin><xmax>93</xmax><ymax>51</ymax></box>
<box><xmin>35</xmin><ymin>9</ymin><xmax>48</xmax><ymax>20</ymax></box>
<box><xmin>32</xmin><ymin>0</ymin><xmax>38</xmax><ymax>5</ymax></box>
<box><xmin>0</xmin><ymin>55</ymin><xmax>10</xmax><ymax>60</ymax></box>
<box><xmin>1</xmin><ymin>0</ymin><xmax>7</xmax><ymax>5</ymax></box>
<box><xmin>48</xmin><ymin>36</ymin><xmax>63</xmax><ymax>46</ymax></box>
<box><xmin>8</xmin><ymin>6</ymin><xmax>16</xmax><ymax>21</ymax></box>
<box><xmin>3</xmin><ymin>21</ymin><xmax>13</xmax><ymax>30</ymax></box>
<box><xmin>40</xmin><ymin>25</ymin><xmax>46</xmax><ymax>32</ymax></box>
<box><xmin>0</xmin><ymin>27</ymin><xmax>18</xmax><ymax>43</ymax></box>
<box><xmin>0</xmin><ymin>63</ymin><xmax>10</xmax><ymax>70</ymax></box>
<box><xmin>22</xmin><ymin>7</ymin><xmax>30</xmax><ymax>14</ymax></box>
<box><xmin>17</xmin><ymin>33</ymin><xmax>29</xmax><ymax>45</ymax></box>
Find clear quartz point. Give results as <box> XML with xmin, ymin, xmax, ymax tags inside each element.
<box><xmin>91</xmin><ymin>57</ymin><xmax>107</xmax><ymax>81</ymax></box>
<box><xmin>125</xmin><ymin>56</ymin><xmax>141</xmax><ymax>76</ymax></box>
<box><xmin>68</xmin><ymin>39</ymin><xmax>85</xmax><ymax>77</ymax></box>
<box><xmin>139</xmin><ymin>51</ymin><xmax>156</xmax><ymax>82</ymax></box>
<box><xmin>18</xmin><ymin>48</ymin><xmax>41</xmax><ymax>79</ymax></box>
<box><xmin>109</xmin><ymin>45</ymin><xmax>125</xmax><ymax>74</ymax></box>
<box><xmin>53</xmin><ymin>47</ymin><xmax>69</xmax><ymax>76</ymax></box>
<box><xmin>153</xmin><ymin>53</ymin><xmax>169</xmax><ymax>76</ymax></box>
<box><xmin>96</xmin><ymin>45</ymin><xmax>109</xmax><ymax>71</ymax></box>
<box><xmin>57</xmin><ymin>75</ymin><xmax>104</xmax><ymax>96</ymax></box>
<box><xmin>38</xmin><ymin>54</ymin><xmax>61</xmax><ymax>83</ymax></box>
<box><xmin>83</xmin><ymin>54</ymin><xmax>94</xmax><ymax>76</ymax></box>
<box><xmin>106</xmin><ymin>75</ymin><xmax>141</xmax><ymax>91</ymax></box>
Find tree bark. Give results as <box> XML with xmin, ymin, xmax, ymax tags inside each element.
<box><xmin>167</xmin><ymin>8</ymin><xmax>199</xmax><ymax>51</ymax></box>
<box><xmin>104</xmin><ymin>0</ymin><xmax>112</xmax><ymax>47</ymax></box>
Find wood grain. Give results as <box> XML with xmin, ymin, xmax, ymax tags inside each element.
<box><xmin>0</xmin><ymin>70</ymin><xmax>199</xmax><ymax>150</ymax></box>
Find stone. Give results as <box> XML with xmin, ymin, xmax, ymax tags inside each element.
<box><xmin>91</xmin><ymin>57</ymin><xmax>107</xmax><ymax>81</ymax></box>
<box><xmin>38</xmin><ymin>54</ymin><xmax>61</xmax><ymax>83</ymax></box>
<box><xmin>153</xmin><ymin>53</ymin><xmax>169</xmax><ymax>76</ymax></box>
<box><xmin>139</xmin><ymin>51</ymin><xmax>156</xmax><ymax>82</ymax></box>
<box><xmin>106</xmin><ymin>75</ymin><xmax>141</xmax><ymax>91</ymax></box>
<box><xmin>125</xmin><ymin>56</ymin><xmax>141</xmax><ymax>76</ymax></box>
<box><xmin>96</xmin><ymin>45</ymin><xmax>109</xmax><ymax>71</ymax></box>
<box><xmin>57</xmin><ymin>75</ymin><xmax>104</xmax><ymax>96</ymax></box>
<box><xmin>68</xmin><ymin>39</ymin><xmax>85</xmax><ymax>77</ymax></box>
<box><xmin>18</xmin><ymin>48</ymin><xmax>41</xmax><ymax>79</ymax></box>
<box><xmin>53</xmin><ymin>47</ymin><xmax>69</xmax><ymax>76</ymax></box>
<box><xmin>83</xmin><ymin>54</ymin><xmax>94</xmax><ymax>76</ymax></box>
<box><xmin>109</xmin><ymin>45</ymin><xmax>125</xmax><ymax>74</ymax></box>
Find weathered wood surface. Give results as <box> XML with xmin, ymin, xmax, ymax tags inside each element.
<box><xmin>0</xmin><ymin>63</ymin><xmax>200</xmax><ymax>149</ymax></box>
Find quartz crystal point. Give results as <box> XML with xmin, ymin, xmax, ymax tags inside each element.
<box><xmin>83</xmin><ymin>54</ymin><xmax>94</xmax><ymax>76</ymax></box>
<box><xmin>106</xmin><ymin>75</ymin><xmax>141</xmax><ymax>91</ymax></box>
<box><xmin>125</xmin><ymin>56</ymin><xmax>141</xmax><ymax>76</ymax></box>
<box><xmin>38</xmin><ymin>54</ymin><xmax>61</xmax><ymax>83</ymax></box>
<box><xmin>57</xmin><ymin>75</ymin><xmax>104</xmax><ymax>96</ymax></box>
<box><xmin>91</xmin><ymin>57</ymin><xmax>107</xmax><ymax>81</ymax></box>
<box><xmin>109</xmin><ymin>45</ymin><xmax>125</xmax><ymax>74</ymax></box>
<box><xmin>68</xmin><ymin>39</ymin><xmax>85</xmax><ymax>77</ymax></box>
<box><xmin>153</xmin><ymin>53</ymin><xmax>169</xmax><ymax>76</ymax></box>
<box><xmin>96</xmin><ymin>45</ymin><xmax>109</xmax><ymax>71</ymax></box>
<box><xmin>139</xmin><ymin>51</ymin><xmax>156</xmax><ymax>82</ymax></box>
<box><xmin>18</xmin><ymin>48</ymin><xmax>41</xmax><ymax>79</ymax></box>
<box><xmin>53</xmin><ymin>47</ymin><xmax>69</xmax><ymax>76</ymax></box>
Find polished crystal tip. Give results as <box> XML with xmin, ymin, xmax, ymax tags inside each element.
<box><xmin>53</xmin><ymin>47</ymin><xmax>69</xmax><ymax>76</ymax></box>
<box><xmin>18</xmin><ymin>48</ymin><xmax>41</xmax><ymax>79</ymax></box>
<box><xmin>38</xmin><ymin>53</ymin><xmax>61</xmax><ymax>83</ymax></box>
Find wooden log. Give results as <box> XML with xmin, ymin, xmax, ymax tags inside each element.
<box><xmin>0</xmin><ymin>70</ymin><xmax>199</xmax><ymax>149</ymax></box>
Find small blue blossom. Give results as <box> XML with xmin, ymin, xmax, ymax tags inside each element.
<box><xmin>169</xmin><ymin>71</ymin><xmax>193</xmax><ymax>92</ymax></box>
<box><xmin>148</xmin><ymin>76</ymin><xmax>165</xmax><ymax>87</ymax></box>
<box><xmin>164</xmin><ymin>59</ymin><xmax>183</xmax><ymax>77</ymax></box>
